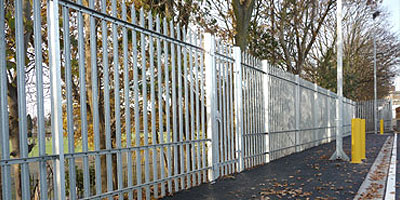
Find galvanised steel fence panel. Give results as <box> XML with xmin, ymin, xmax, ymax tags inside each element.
<box><xmin>378</xmin><ymin>99</ymin><xmax>393</xmax><ymax>131</ymax></box>
<box><xmin>265</xmin><ymin>63</ymin><xmax>354</xmax><ymax>160</ymax></box>
<box><xmin>56</xmin><ymin>2</ymin><xmax>211</xmax><ymax>199</ymax></box>
<box><xmin>266</xmin><ymin>64</ymin><xmax>297</xmax><ymax>160</ymax></box>
<box><xmin>213</xmin><ymin>40</ymin><xmax>239</xmax><ymax>177</ymax></box>
<box><xmin>357</xmin><ymin>99</ymin><xmax>393</xmax><ymax>132</ymax></box>
<box><xmin>0</xmin><ymin>1</ymin><xmax>213</xmax><ymax>199</ymax></box>
<box><xmin>0</xmin><ymin>0</ymin><xmax>62</xmax><ymax>199</ymax></box>
<box><xmin>313</xmin><ymin>85</ymin><xmax>329</xmax><ymax>147</ymax></box>
<box><xmin>0</xmin><ymin>1</ymin><xmax>358</xmax><ymax>199</ymax></box>
<box><xmin>329</xmin><ymin>91</ymin><xmax>338</xmax><ymax>140</ymax></box>
<box><xmin>241</xmin><ymin>55</ymin><xmax>267</xmax><ymax>169</ymax></box>
<box><xmin>343</xmin><ymin>99</ymin><xmax>356</xmax><ymax>136</ymax></box>
<box><xmin>298</xmin><ymin>79</ymin><xmax>317</xmax><ymax>152</ymax></box>
<box><xmin>204</xmin><ymin>34</ymin><xmax>242</xmax><ymax>180</ymax></box>
<box><xmin>357</xmin><ymin>100</ymin><xmax>373</xmax><ymax>132</ymax></box>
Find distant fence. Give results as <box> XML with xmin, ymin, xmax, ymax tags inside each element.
<box><xmin>265</xmin><ymin>66</ymin><xmax>354</xmax><ymax>160</ymax></box>
<box><xmin>0</xmin><ymin>1</ymin><xmax>355</xmax><ymax>200</ymax></box>
<box><xmin>237</xmin><ymin>59</ymin><xmax>355</xmax><ymax>161</ymax></box>
<box><xmin>356</xmin><ymin>99</ymin><xmax>393</xmax><ymax>132</ymax></box>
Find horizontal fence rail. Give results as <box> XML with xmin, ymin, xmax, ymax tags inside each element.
<box><xmin>0</xmin><ymin>1</ymin><xmax>359</xmax><ymax>200</ymax></box>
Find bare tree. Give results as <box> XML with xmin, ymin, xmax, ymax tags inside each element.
<box><xmin>304</xmin><ymin>0</ymin><xmax>399</xmax><ymax>100</ymax></box>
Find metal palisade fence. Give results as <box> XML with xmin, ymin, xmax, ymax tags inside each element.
<box><xmin>356</xmin><ymin>99</ymin><xmax>393</xmax><ymax>133</ymax></box>
<box><xmin>266</xmin><ymin>64</ymin><xmax>354</xmax><ymax>160</ymax></box>
<box><xmin>0</xmin><ymin>1</ymin><xmax>356</xmax><ymax>199</ymax></box>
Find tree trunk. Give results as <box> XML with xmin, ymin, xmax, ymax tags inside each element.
<box><xmin>84</xmin><ymin>54</ymin><xmax>109</xmax><ymax>192</ymax></box>
<box><xmin>8</xmin><ymin>83</ymin><xmax>22</xmax><ymax>200</ymax></box>
<box><xmin>232</xmin><ymin>0</ymin><xmax>256</xmax><ymax>50</ymax></box>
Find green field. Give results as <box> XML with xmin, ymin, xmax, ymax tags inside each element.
<box><xmin>5</xmin><ymin>137</ymin><xmax>83</xmax><ymax>157</ymax></box>
<box><xmin>28</xmin><ymin>137</ymin><xmax>79</xmax><ymax>156</ymax></box>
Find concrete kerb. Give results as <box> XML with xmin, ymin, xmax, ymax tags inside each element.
<box><xmin>354</xmin><ymin>135</ymin><xmax>393</xmax><ymax>200</ymax></box>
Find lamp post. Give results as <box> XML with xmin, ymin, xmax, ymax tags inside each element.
<box><xmin>373</xmin><ymin>11</ymin><xmax>380</xmax><ymax>134</ymax></box>
<box><xmin>330</xmin><ymin>0</ymin><xmax>349</xmax><ymax>161</ymax></box>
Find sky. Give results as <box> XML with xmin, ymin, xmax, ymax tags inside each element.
<box><xmin>382</xmin><ymin>0</ymin><xmax>400</xmax><ymax>90</ymax></box>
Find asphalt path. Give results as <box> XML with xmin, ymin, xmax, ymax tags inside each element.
<box><xmin>163</xmin><ymin>134</ymin><xmax>388</xmax><ymax>200</ymax></box>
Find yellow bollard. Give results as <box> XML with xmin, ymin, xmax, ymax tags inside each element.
<box><xmin>380</xmin><ymin>119</ymin><xmax>384</xmax><ymax>135</ymax></box>
<box><xmin>361</xmin><ymin>119</ymin><xmax>366</xmax><ymax>160</ymax></box>
<box><xmin>351</xmin><ymin>118</ymin><xmax>362</xmax><ymax>163</ymax></box>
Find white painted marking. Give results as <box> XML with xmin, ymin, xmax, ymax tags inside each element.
<box><xmin>385</xmin><ymin>133</ymin><xmax>397</xmax><ymax>200</ymax></box>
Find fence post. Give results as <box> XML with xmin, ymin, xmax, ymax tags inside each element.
<box><xmin>389</xmin><ymin>97</ymin><xmax>393</xmax><ymax>131</ymax></box>
<box><xmin>233</xmin><ymin>47</ymin><xmax>244</xmax><ymax>171</ymax></box>
<box><xmin>314</xmin><ymin>83</ymin><xmax>318</xmax><ymax>146</ymax></box>
<box><xmin>204</xmin><ymin>33</ymin><xmax>219</xmax><ymax>182</ymax></box>
<box><xmin>295</xmin><ymin>75</ymin><xmax>300</xmax><ymax>152</ymax></box>
<box><xmin>48</xmin><ymin>0</ymin><xmax>66</xmax><ymax>199</ymax></box>
<box><xmin>262</xmin><ymin>60</ymin><xmax>270</xmax><ymax>163</ymax></box>
<box><xmin>327</xmin><ymin>90</ymin><xmax>331</xmax><ymax>143</ymax></box>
